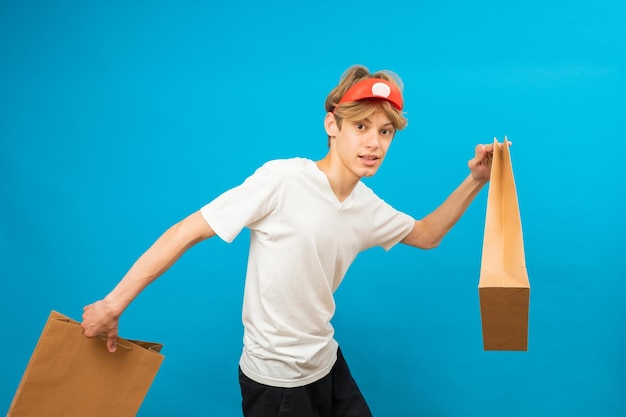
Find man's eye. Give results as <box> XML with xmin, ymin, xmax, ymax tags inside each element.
<box><xmin>356</xmin><ymin>123</ymin><xmax>366</xmax><ymax>130</ymax></box>
<box><xmin>381</xmin><ymin>129</ymin><xmax>393</xmax><ymax>135</ymax></box>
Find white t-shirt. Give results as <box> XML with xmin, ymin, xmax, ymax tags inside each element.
<box><xmin>200</xmin><ymin>158</ymin><xmax>414</xmax><ymax>387</ymax></box>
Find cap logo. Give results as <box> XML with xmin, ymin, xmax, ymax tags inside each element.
<box><xmin>371</xmin><ymin>82</ymin><xmax>391</xmax><ymax>98</ymax></box>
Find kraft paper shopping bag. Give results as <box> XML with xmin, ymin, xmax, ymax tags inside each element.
<box><xmin>7</xmin><ymin>310</ymin><xmax>164</xmax><ymax>417</ymax></box>
<box><xmin>478</xmin><ymin>138</ymin><xmax>530</xmax><ymax>351</ymax></box>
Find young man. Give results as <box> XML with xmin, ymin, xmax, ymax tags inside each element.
<box><xmin>82</xmin><ymin>65</ymin><xmax>496</xmax><ymax>416</ymax></box>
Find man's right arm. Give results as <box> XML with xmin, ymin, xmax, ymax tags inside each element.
<box><xmin>81</xmin><ymin>210</ymin><xmax>215</xmax><ymax>352</ymax></box>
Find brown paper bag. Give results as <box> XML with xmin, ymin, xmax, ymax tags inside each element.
<box><xmin>479</xmin><ymin>138</ymin><xmax>530</xmax><ymax>351</ymax></box>
<box><xmin>7</xmin><ymin>310</ymin><xmax>164</xmax><ymax>417</ymax></box>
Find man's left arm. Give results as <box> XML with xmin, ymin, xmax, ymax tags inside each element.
<box><xmin>401</xmin><ymin>143</ymin><xmax>497</xmax><ymax>249</ymax></box>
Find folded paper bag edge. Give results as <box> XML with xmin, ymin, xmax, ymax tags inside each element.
<box><xmin>50</xmin><ymin>310</ymin><xmax>165</xmax><ymax>354</ymax></box>
<box><xmin>479</xmin><ymin>287</ymin><xmax>530</xmax><ymax>351</ymax></box>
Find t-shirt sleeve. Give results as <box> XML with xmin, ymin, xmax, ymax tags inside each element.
<box><xmin>368</xmin><ymin>196</ymin><xmax>415</xmax><ymax>251</ymax></box>
<box><xmin>200</xmin><ymin>164</ymin><xmax>278</xmax><ymax>243</ymax></box>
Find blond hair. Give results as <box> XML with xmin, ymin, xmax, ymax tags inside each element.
<box><xmin>325</xmin><ymin>65</ymin><xmax>408</xmax><ymax>134</ymax></box>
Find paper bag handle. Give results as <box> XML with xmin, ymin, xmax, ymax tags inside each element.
<box><xmin>96</xmin><ymin>335</ymin><xmax>133</xmax><ymax>351</ymax></box>
<box><xmin>51</xmin><ymin>316</ymin><xmax>134</xmax><ymax>351</ymax></box>
<box><xmin>50</xmin><ymin>311</ymin><xmax>163</xmax><ymax>353</ymax></box>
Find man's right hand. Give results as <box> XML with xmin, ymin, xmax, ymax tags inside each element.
<box><xmin>81</xmin><ymin>299</ymin><xmax>120</xmax><ymax>353</ymax></box>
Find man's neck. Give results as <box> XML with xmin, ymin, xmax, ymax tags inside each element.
<box><xmin>315</xmin><ymin>154</ymin><xmax>360</xmax><ymax>202</ymax></box>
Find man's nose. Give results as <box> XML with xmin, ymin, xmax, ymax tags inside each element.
<box><xmin>364</xmin><ymin>131</ymin><xmax>380</xmax><ymax>148</ymax></box>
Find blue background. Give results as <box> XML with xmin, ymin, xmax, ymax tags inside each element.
<box><xmin>2</xmin><ymin>1</ymin><xmax>625</xmax><ymax>416</ymax></box>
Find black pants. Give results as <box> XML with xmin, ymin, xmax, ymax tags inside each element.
<box><xmin>239</xmin><ymin>347</ymin><xmax>373</xmax><ymax>417</ymax></box>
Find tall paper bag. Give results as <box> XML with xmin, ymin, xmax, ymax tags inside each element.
<box><xmin>479</xmin><ymin>138</ymin><xmax>530</xmax><ymax>351</ymax></box>
<box><xmin>7</xmin><ymin>310</ymin><xmax>164</xmax><ymax>417</ymax></box>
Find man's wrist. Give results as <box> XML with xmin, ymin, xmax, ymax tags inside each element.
<box><xmin>103</xmin><ymin>294</ymin><xmax>126</xmax><ymax>317</ymax></box>
<box><xmin>467</xmin><ymin>173</ymin><xmax>489</xmax><ymax>188</ymax></box>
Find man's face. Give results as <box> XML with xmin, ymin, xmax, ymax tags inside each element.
<box><xmin>327</xmin><ymin>109</ymin><xmax>396</xmax><ymax>179</ymax></box>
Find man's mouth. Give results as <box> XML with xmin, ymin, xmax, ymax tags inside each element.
<box><xmin>359</xmin><ymin>154</ymin><xmax>379</xmax><ymax>166</ymax></box>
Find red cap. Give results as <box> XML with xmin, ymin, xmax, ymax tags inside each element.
<box><xmin>336</xmin><ymin>78</ymin><xmax>403</xmax><ymax>111</ymax></box>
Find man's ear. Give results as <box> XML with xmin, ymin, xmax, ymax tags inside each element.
<box><xmin>324</xmin><ymin>112</ymin><xmax>339</xmax><ymax>137</ymax></box>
